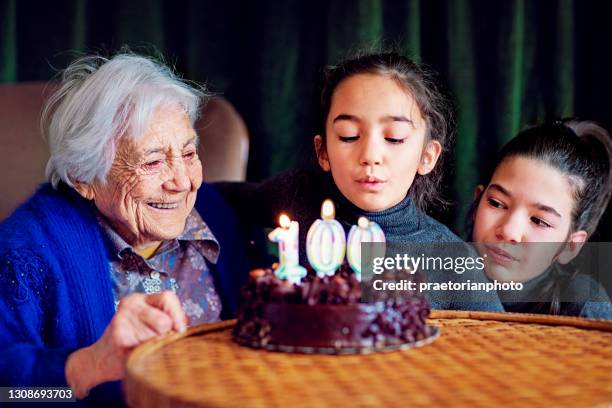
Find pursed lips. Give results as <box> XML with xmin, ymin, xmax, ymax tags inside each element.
<box><xmin>355</xmin><ymin>176</ymin><xmax>386</xmax><ymax>191</ymax></box>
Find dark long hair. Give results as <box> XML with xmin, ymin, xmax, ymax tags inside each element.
<box><xmin>470</xmin><ymin>119</ymin><xmax>612</xmax><ymax>314</ymax></box>
<box><xmin>318</xmin><ymin>52</ymin><xmax>454</xmax><ymax>213</ymax></box>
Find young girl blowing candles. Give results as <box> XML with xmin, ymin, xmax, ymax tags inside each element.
<box><xmin>218</xmin><ymin>52</ymin><xmax>503</xmax><ymax>311</ymax></box>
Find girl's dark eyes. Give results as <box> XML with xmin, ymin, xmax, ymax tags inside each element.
<box><xmin>487</xmin><ymin>198</ymin><xmax>506</xmax><ymax>209</ymax></box>
<box><xmin>338</xmin><ymin>136</ymin><xmax>405</xmax><ymax>144</ymax></box>
<box><xmin>485</xmin><ymin>194</ymin><xmax>553</xmax><ymax>229</ymax></box>
<box><xmin>339</xmin><ymin>136</ymin><xmax>358</xmax><ymax>143</ymax></box>
<box><xmin>530</xmin><ymin>217</ymin><xmax>552</xmax><ymax>228</ymax></box>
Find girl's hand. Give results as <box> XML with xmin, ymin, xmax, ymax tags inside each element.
<box><xmin>65</xmin><ymin>291</ymin><xmax>187</xmax><ymax>398</ymax></box>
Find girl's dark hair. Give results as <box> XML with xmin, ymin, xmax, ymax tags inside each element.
<box><xmin>318</xmin><ymin>52</ymin><xmax>454</xmax><ymax>212</ymax></box>
<box><xmin>470</xmin><ymin>119</ymin><xmax>612</xmax><ymax>315</ymax></box>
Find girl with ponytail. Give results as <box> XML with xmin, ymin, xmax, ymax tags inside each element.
<box><xmin>471</xmin><ymin>119</ymin><xmax>612</xmax><ymax>319</ymax></box>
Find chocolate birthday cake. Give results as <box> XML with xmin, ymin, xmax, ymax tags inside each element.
<box><xmin>232</xmin><ymin>264</ymin><xmax>433</xmax><ymax>353</ymax></box>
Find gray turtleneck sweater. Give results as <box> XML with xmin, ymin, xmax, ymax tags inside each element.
<box><xmin>499</xmin><ymin>264</ymin><xmax>612</xmax><ymax>319</ymax></box>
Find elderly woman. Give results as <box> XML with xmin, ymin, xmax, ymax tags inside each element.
<box><xmin>0</xmin><ymin>53</ymin><xmax>246</xmax><ymax>402</ymax></box>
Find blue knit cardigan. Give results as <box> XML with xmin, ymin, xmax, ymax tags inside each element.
<box><xmin>0</xmin><ymin>183</ymin><xmax>247</xmax><ymax>404</ymax></box>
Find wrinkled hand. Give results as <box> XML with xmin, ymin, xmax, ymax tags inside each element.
<box><xmin>66</xmin><ymin>291</ymin><xmax>187</xmax><ymax>398</ymax></box>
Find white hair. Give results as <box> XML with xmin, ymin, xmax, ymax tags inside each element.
<box><xmin>42</xmin><ymin>52</ymin><xmax>207</xmax><ymax>188</ymax></box>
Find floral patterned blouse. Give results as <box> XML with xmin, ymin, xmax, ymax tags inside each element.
<box><xmin>98</xmin><ymin>210</ymin><xmax>222</xmax><ymax>325</ymax></box>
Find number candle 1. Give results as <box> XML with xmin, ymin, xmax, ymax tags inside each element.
<box><xmin>347</xmin><ymin>217</ymin><xmax>386</xmax><ymax>280</ymax></box>
<box><xmin>306</xmin><ymin>199</ymin><xmax>346</xmax><ymax>277</ymax></box>
<box><xmin>268</xmin><ymin>214</ymin><xmax>307</xmax><ymax>284</ymax></box>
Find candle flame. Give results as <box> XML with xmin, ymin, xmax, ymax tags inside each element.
<box><xmin>358</xmin><ymin>217</ymin><xmax>369</xmax><ymax>229</ymax></box>
<box><xmin>279</xmin><ymin>214</ymin><xmax>291</xmax><ymax>228</ymax></box>
<box><xmin>321</xmin><ymin>199</ymin><xmax>335</xmax><ymax>220</ymax></box>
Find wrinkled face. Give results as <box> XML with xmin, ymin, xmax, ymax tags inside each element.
<box><xmin>87</xmin><ymin>104</ymin><xmax>202</xmax><ymax>248</ymax></box>
<box><xmin>473</xmin><ymin>156</ymin><xmax>585</xmax><ymax>282</ymax></box>
<box><xmin>317</xmin><ymin>74</ymin><xmax>440</xmax><ymax>212</ymax></box>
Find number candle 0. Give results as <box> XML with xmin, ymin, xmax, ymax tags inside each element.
<box><xmin>347</xmin><ymin>217</ymin><xmax>385</xmax><ymax>280</ymax></box>
<box><xmin>306</xmin><ymin>199</ymin><xmax>346</xmax><ymax>277</ymax></box>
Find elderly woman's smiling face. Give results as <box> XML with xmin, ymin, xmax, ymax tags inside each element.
<box><xmin>79</xmin><ymin>104</ymin><xmax>202</xmax><ymax>249</ymax></box>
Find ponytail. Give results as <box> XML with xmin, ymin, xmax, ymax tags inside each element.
<box><xmin>562</xmin><ymin>120</ymin><xmax>612</xmax><ymax>236</ymax></box>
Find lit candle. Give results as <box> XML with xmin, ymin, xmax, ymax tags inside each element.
<box><xmin>306</xmin><ymin>199</ymin><xmax>346</xmax><ymax>277</ymax></box>
<box><xmin>268</xmin><ymin>214</ymin><xmax>307</xmax><ymax>284</ymax></box>
<box><xmin>347</xmin><ymin>217</ymin><xmax>385</xmax><ymax>280</ymax></box>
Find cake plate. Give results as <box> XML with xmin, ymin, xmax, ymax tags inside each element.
<box><xmin>232</xmin><ymin>325</ymin><xmax>440</xmax><ymax>355</ymax></box>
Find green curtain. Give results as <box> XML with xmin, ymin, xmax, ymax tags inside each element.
<box><xmin>0</xmin><ymin>0</ymin><xmax>16</xmax><ymax>82</ymax></box>
<box><xmin>2</xmin><ymin>0</ymin><xmax>611</xmax><ymax>238</ymax></box>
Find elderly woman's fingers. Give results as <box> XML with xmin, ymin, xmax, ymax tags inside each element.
<box><xmin>129</xmin><ymin>302</ymin><xmax>174</xmax><ymax>337</ymax></box>
<box><xmin>116</xmin><ymin>292</ymin><xmax>178</xmax><ymax>341</ymax></box>
<box><xmin>145</xmin><ymin>291</ymin><xmax>188</xmax><ymax>333</ymax></box>
<box><xmin>110</xmin><ymin>310</ymin><xmax>157</xmax><ymax>347</ymax></box>
<box><xmin>111</xmin><ymin>305</ymin><xmax>166</xmax><ymax>346</ymax></box>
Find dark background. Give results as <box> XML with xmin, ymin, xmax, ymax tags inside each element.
<box><xmin>2</xmin><ymin>0</ymin><xmax>611</xmax><ymax>239</ymax></box>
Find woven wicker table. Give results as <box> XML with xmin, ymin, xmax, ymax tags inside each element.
<box><xmin>124</xmin><ymin>310</ymin><xmax>612</xmax><ymax>408</ymax></box>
